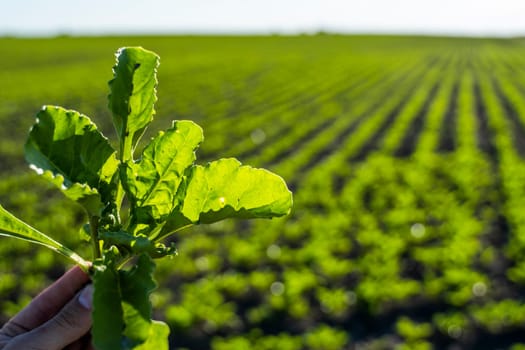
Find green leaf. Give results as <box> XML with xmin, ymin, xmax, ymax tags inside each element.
<box><xmin>109</xmin><ymin>47</ymin><xmax>160</xmax><ymax>161</ymax></box>
<box><xmin>90</xmin><ymin>238</ymin><xmax>164</xmax><ymax>350</ymax></box>
<box><xmin>167</xmin><ymin>158</ymin><xmax>293</xmax><ymax>232</ymax></box>
<box><xmin>25</xmin><ymin>106</ymin><xmax>118</xmax><ymax>214</ymax></box>
<box><xmin>121</xmin><ymin>120</ymin><xmax>203</xmax><ymax>233</ymax></box>
<box><xmin>120</xmin><ymin>254</ymin><xmax>157</xmax><ymax>346</ymax></box>
<box><xmin>92</xmin><ymin>260</ymin><xmax>125</xmax><ymax>350</ymax></box>
<box><xmin>134</xmin><ymin>320</ymin><xmax>170</xmax><ymax>350</ymax></box>
<box><xmin>0</xmin><ymin>204</ymin><xmax>89</xmax><ymax>268</ymax></box>
<box><xmin>93</xmin><ymin>255</ymin><xmax>161</xmax><ymax>350</ymax></box>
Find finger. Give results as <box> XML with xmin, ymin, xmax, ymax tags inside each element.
<box><xmin>3</xmin><ymin>284</ymin><xmax>93</xmax><ymax>350</ymax></box>
<box><xmin>0</xmin><ymin>265</ymin><xmax>90</xmax><ymax>338</ymax></box>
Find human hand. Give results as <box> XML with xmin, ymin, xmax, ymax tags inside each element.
<box><xmin>0</xmin><ymin>266</ymin><xmax>93</xmax><ymax>350</ymax></box>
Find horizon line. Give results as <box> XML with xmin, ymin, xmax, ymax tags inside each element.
<box><xmin>2</xmin><ymin>29</ymin><xmax>525</xmax><ymax>40</ymax></box>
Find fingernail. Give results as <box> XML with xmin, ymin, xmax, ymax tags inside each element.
<box><xmin>78</xmin><ymin>284</ymin><xmax>93</xmax><ymax>310</ymax></box>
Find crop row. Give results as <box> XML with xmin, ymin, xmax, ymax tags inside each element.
<box><xmin>5</xmin><ymin>37</ymin><xmax>525</xmax><ymax>349</ymax></box>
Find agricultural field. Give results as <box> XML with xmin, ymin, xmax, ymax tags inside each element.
<box><xmin>2</xmin><ymin>35</ymin><xmax>525</xmax><ymax>349</ymax></box>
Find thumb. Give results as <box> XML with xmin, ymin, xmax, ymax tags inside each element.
<box><xmin>5</xmin><ymin>285</ymin><xmax>93</xmax><ymax>350</ymax></box>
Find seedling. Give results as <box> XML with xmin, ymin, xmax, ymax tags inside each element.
<box><xmin>0</xmin><ymin>47</ymin><xmax>293</xmax><ymax>349</ymax></box>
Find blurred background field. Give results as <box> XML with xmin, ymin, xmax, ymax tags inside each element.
<box><xmin>3</xmin><ymin>34</ymin><xmax>525</xmax><ymax>349</ymax></box>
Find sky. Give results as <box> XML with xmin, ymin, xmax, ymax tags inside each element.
<box><xmin>1</xmin><ymin>0</ymin><xmax>525</xmax><ymax>37</ymax></box>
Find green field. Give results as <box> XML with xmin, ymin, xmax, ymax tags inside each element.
<box><xmin>2</xmin><ymin>35</ymin><xmax>525</xmax><ymax>349</ymax></box>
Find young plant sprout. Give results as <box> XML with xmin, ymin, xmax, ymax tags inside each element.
<box><xmin>0</xmin><ymin>47</ymin><xmax>293</xmax><ymax>350</ymax></box>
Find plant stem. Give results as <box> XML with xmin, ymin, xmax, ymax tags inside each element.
<box><xmin>115</xmin><ymin>182</ymin><xmax>124</xmax><ymax>224</ymax></box>
<box><xmin>121</xmin><ymin>130</ymin><xmax>134</xmax><ymax>163</ymax></box>
<box><xmin>117</xmin><ymin>130</ymin><xmax>132</xmax><ymax>224</ymax></box>
<box><xmin>151</xmin><ymin>224</ymin><xmax>193</xmax><ymax>243</ymax></box>
<box><xmin>90</xmin><ymin>216</ymin><xmax>102</xmax><ymax>259</ymax></box>
<box><xmin>52</xmin><ymin>245</ymin><xmax>90</xmax><ymax>271</ymax></box>
<box><xmin>116</xmin><ymin>255</ymin><xmax>133</xmax><ymax>270</ymax></box>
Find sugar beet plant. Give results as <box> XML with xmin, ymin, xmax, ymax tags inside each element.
<box><xmin>0</xmin><ymin>47</ymin><xmax>293</xmax><ymax>349</ymax></box>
